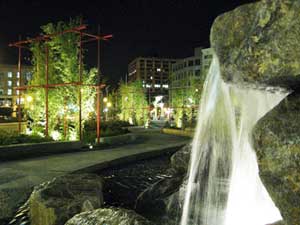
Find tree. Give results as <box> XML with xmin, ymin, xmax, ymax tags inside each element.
<box><xmin>170</xmin><ymin>75</ymin><xmax>205</xmax><ymax>128</ymax></box>
<box><xmin>25</xmin><ymin>18</ymin><xmax>97</xmax><ymax>140</ymax></box>
<box><xmin>119</xmin><ymin>80</ymin><xmax>148</xmax><ymax>125</ymax></box>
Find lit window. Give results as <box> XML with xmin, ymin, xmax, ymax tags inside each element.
<box><xmin>8</xmin><ymin>81</ymin><xmax>12</xmax><ymax>86</ymax></box>
<box><xmin>16</xmin><ymin>90</ymin><xmax>20</xmax><ymax>95</ymax></box>
<box><xmin>7</xmin><ymin>72</ymin><xmax>12</xmax><ymax>78</ymax></box>
<box><xmin>7</xmin><ymin>89</ymin><xmax>12</xmax><ymax>95</ymax></box>
<box><xmin>163</xmin><ymin>84</ymin><xmax>169</xmax><ymax>89</ymax></box>
<box><xmin>154</xmin><ymin>84</ymin><xmax>161</xmax><ymax>88</ymax></box>
<box><xmin>16</xmin><ymin>81</ymin><xmax>20</xmax><ymax>86</ymax></box>
<box><xmin>156</xmin><ymin>68</ymin><xmax>161</xmax><ymax>72</ymax></box>
<box><xmin>16</xmin><ymin>98</ymin><xmax>24</xmax><ymax>105</ymax></box>
<box><xmin>17</xmin><ymin>72</ymin><xmax>20</xmax><ymax>78</ymax></box>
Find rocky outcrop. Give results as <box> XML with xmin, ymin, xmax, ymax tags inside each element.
<box><xmin>135</xmin><ymin>169</ymin><xmax>184</xmax><ymax>220</ymax></box>
<box><xmin>64</xmin><ymin>207</ymin><xmax>152</xmax><ymax>225</ymax></box>
<box><xmin>170</xmin><ymin>144</ymin><xmax>191</xmax><ymax>175</ymax></box>
<box><xmin>253</xmin><ymin>80</ymin><xmax>300</xmax><ymax>225</ymax></box>
<box><xmin>211</xmin><ymin>1</ymin><xmax>300</xmax><ymax>224</ymax></box>
<box><xmin>211</xmin><ymin>0</ymin><xmax>300</xmax><ymax>85</ymax></box>
<box><xmin>29</xmin><ymin>173</ymin><xmax>103</xmax><ymax>225</ymax></box>
<box><xmin>134</xmin><ymin>145</ymin><xmax>191</xmax><ymax>223</ymax></box>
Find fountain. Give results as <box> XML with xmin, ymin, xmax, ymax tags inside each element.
<box><xmin>180</xmin><ymin>54</ymin><xmax>289</xmax><ymax>225</ymax></box>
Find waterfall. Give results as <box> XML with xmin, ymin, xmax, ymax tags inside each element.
<box><xmin>180</xmin><ymin>54</ymin><xmax>288</xmax><ymax>225</ymax></box>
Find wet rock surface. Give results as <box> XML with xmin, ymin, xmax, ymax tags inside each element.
<box><xmin>0</xmin><ymin>187</ymin><xmax>32</xmax><ymax>225</ymax></box>
<box><xmin>29</xmin><ymin>173</ymin><xmax>103</xmax><ymax>225</ymax></box>
<box><xmin>134</xmin><ymin>145</ymin><xmax>191</xmax><ymax>224</ymax></box>
<box><xmin>254</xmin><ymin>81</ymin><xmax>300</xmax><ymax>225</ymax></box>
<box><xmin>100</xmin><ymin>154</ymin><xmax>172</xmax><ymax>210</ymax></box>
<box><xmin>170</xmin><ymin>144</ymin><xmax>191</xmax><ymax>175</ymax></box>
<box><xmin>99</xmin><ymin>149</ymin><xmax>190</xmax><ymax>224</ymax></box>
<box><xmin>64</xmin><ymin>207</ymin><xmax>152</xmax><ymax>225</ymax></box>
<box><xmin>7</xmin><ymin>200</ymin><xmax>30</xmax><ymax>225</ymax></box>
<box><xmin>135</xmin><ymin>169</ymin><xmax>184</xmax><ymax>222</ymax></box>
<box><xmin>211</xmin><ymin>0</ymin><xmax>300</xmax><ymax>85</ymax></box>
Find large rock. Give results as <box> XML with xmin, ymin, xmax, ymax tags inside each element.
<box><xmin>211</xmin><ymin>0</ymin><xmax>300</xmax><ymax>84</ymax></box>
<box><xmin>64</xmin><ymin>207</ymin><xmax>152</xmax><ymax>225</ymax></box>
<box><xmin>135</xmin><ymin>145</ymin><xmax>191</xmax><ymax>223</ymax></box>
<box><xmin>170</xmin><ymin>144</ymin><xmax>191</xmax><ymax>175</ymax></box>
<box><xmin>29</xmin><ymin>173</ymin><xmax>103</xmax><ymax>225</ymax></box>
<box><xmin>135</xmin><ymin>169</ymin><xmax>184</xmax><ymax>221</ymax></box>
<box><xmin>253</xmin><ymin>79</ymin><xmax>300</xmax><ymax>225</ymax></box>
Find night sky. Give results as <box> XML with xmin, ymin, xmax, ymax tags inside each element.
<box><xmin>0</xmin><ymin>0</ymin><xmax>256</xmax><ymax>85</ymax></box>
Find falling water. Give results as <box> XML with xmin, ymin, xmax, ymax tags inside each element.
<box><xmin>180</xmin><ymin>54</ymin><xmax>289</xmax><ymax>225</ymax></box>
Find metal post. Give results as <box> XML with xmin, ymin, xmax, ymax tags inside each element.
<box><xmin>96</xmin><ymin>25</ymin><xmax>101</xmax><ymax>144</ymax></box>
<box><xmin>64</xmin><ymin>97</ymin><xmax>67</xmax><ymax>139</ymax></box>
<box><xmin>45</xmin><ymin>45</ymin><xmax>49</xmax><ymax>137</ymax></box>
<box><xmin>17</xmin><ymin>46</ymin><xmax>22</xmax><ymax>134</ymax></box>
<box><xmin>78</xmin><ymin>32</ymin><xmax>83</xmax><ymax>141</ymax></box>
<box><xmin>96</xmin><ymin>86</ymin><xmax>101</xmax><ymax>144</ymax></box>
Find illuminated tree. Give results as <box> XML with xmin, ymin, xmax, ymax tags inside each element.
<box><xmin>170</xmin><ymin>76</ymin><xmax>204</xmax><ymax>128</ymax></box>
<box><xmin>25</xmin><ymin>18</ymin><xmax>97</xmax><ymax>140</ymax></box>
<box><xmin>119</xmin><ymin>80</ymin><xmax>148</xmax><ymax>125</ymax></box>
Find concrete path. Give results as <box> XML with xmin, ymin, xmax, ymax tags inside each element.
<box><xmin>0</xmin><ymin>131</ymin><xmax>190</xmax><ymax>224</ymax></box>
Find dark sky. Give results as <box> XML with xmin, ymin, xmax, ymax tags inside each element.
<box><xmin>0</xmin><ymin>0</ymin><xmax>256</xmax><ymax>85</ymax></box>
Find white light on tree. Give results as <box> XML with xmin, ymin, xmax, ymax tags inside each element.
<box><xmin>26</xmin><ymin>96</ymin><xmax>33</xmax><ymax>103</ymax></box>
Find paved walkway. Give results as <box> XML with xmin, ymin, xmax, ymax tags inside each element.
<box><xmin>0</xmin><ymin>131</ymin><xmax>190</xmax><ymax>223</ymax></box>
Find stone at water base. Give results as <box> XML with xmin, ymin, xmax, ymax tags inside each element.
<box><xmin>64</xmin><ymin>207</ymin><xmax>152</xmax><ymax>225</ymax></box>
<box><xmin>29</xmin><ymin>173</ymin><xmax>103</xmax><ymax>225</ymax></box>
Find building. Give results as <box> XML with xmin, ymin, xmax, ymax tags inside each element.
<box><xmin>201</xmin><ymin>48</ymin><xmax>214</xmax><ymax>74</ymax></box>
<box><xmin>169</xmin><ymin>47</ymin><xmax>213</xmax><ymax>127</ymax></box>
<box><xmin>0</xmin><ymin>64</ymin><xmax>33</xmax><ymax>116</ymax></box>
<box><xmin>128</xmin><ymin>57</ymin><xmax>178</xmax><ymax>103</ymax></box>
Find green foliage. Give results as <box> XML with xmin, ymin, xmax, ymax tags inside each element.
<box><xmin>119</xmin><ymin>80</ymin><xmax>148</xmax><ymax>125</ymax></box>
<box><xmin>83</xmin><ymin>119</ymin><xmax>131</xmax><ymax>143</ymax></box>
<box><xmin>170</xmin><ymin>76</ymin><xmax>204</xmax><ymax>128</ymax></box>
<box><xmin>26</xmin><ymin>18</ymin><xmax>97</xmax><ymax>140</ymax></box>
<box><xmin>0</xmin><ymin>130</ymin><xmax>53</xmax><ymax>145</ymax></box>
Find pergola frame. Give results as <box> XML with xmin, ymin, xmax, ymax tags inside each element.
<box><xmin>9</xmin><ymin>22</ymin><xmax>112</xmax><ymax>144</ymax></box>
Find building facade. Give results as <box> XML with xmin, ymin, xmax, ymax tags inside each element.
<box><xmin>201</xmin><ymin>48</ymin><xmax>214</xmax><ymax>74</ymax></box>
<box><xmin>169</xmin><ymin>47</ymin><xmax>213</xmax><ymax>127</ymax></box>
<box><xmin>128</xmin><ymin>57</ymin><xmax>178</xmax><ymax>103</ymax></box>
<box><xmin>0</xmin><ymin>64</ymin><xmax>33</xmax><ymax>116</ymax></box>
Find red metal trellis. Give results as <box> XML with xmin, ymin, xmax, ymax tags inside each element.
<box><xmin>9</xmin><ymin>23</ymin><xmax>112</xmax><ymax>144</ymax></box>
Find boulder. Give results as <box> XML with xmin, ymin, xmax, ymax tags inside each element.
<box><xmin>170</xmin><ymin>144</ymin><xmax>191</xmax><ymax>175</ymax></box>
<box><xmin>134</xmin><ymin>145</ymin><xmax>191</xmax><ymax>223</ymax></box>
<box><xmin>211</xmin><ymin>0</ymin><xmax>300</xmax><ymax>85</ymax></box>
<box><xmin>64</xmin><ymin>207</ymin><xmax>152</xmax><ymax>225</ymax></box>
<box><xmin>29</xmin><ymin>173</ymin><xmax>103</xmax><ymax>225</ymax></box>
<box><xmin>253</xmin><ymin>79</ymin><xmax>300</xmax><ymax>225</ymax></box>
<box><xmin>135</xmin><ymin>169</ymin><xmax>184</xmax><ymax>220</ymax></box>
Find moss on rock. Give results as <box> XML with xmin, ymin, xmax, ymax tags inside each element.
<box><xmin>211</xmin><ymin>0</ymin><xmax>300</xmax><ymax>84</ymax></box>
<box><xmin>253</xmin><ymin>83</ymin><xmax>300</xmax><ymax>225</ymax></box>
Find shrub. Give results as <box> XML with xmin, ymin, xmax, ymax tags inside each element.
<box><xmin>0</xmin><ymin>107</ymin><xmax>13</xmax><ymax>118</ymax></box>
<box><xmin>83</xmin><ymin>120</ymin><xmax>130</xmax><ymax>144</ymax></box>
<box><xmin>0</xmin><ymin>130</ymin><xmax>53</xmax><ymax>146</ymax></box>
